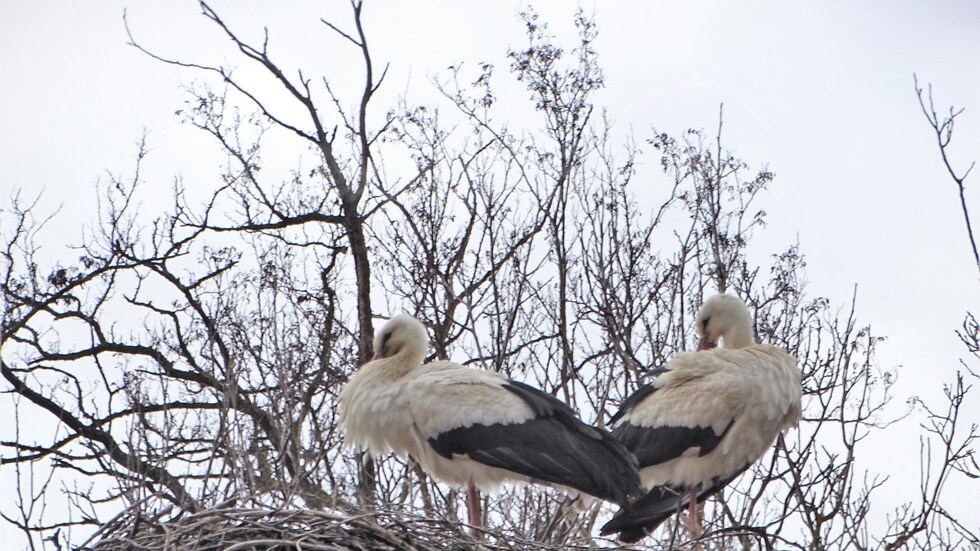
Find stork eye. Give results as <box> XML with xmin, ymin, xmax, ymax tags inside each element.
<box><xmin>701</xmin><ymin>317</ymin><xmax>710</xmax><ymax>331</ymax></box>
<box><xmin>373</xmin><ymin>330</ymin><xmax>394</xmax><ymax>357</ymax></box>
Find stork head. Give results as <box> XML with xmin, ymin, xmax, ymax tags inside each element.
<box><xmin>695</xmin><ymin>293</ymin><xmax>756</xmax><ymax>350</ymax></box>
<box><xmin>372</xmin><ymin>314</ymin><xmax>429</xmax><ymax>366</ymax></box>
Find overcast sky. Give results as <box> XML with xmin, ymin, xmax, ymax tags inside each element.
<box><xmin>2</xmin><ymin>1</ymin><xmax>978</xmax><ymax>547</ymax></box>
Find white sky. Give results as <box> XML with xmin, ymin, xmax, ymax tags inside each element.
<box><xmin>2</xmin><ymin>1</ymin><xmax>978</xmax><ymax>548</ymax></box>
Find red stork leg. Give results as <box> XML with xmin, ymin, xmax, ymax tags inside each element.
<box><xmin>466</xmin><ymin>482</ymin><xmax>483</xmax><ymax>536</ymax></box>
<box><xmin>687</xmin><ymin>486</ymin><xmax>701</xmax><ymax>539</ymax></box>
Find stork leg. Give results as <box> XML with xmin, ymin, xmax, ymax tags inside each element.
<box><xmin>466</xmin><ymin>482</ymin><xmax>482</xmax><ymax>536</ymax></box>
<box><xmin>686</xmin><ymin>485</ymin><xmax>702</xmax><ymax>540</ymax></box>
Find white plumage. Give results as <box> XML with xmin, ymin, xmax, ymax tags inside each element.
<box><xmin>601</xmin><ymin>293</ymin><xmax>802</xmax><ymax>542</ymax></box>
<box><xmin>339</xmin><ymin>314</ymin><xmax>640</xmax><ymax>528</ymax></box>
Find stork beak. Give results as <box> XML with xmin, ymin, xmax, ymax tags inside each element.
<box><xmin>697</xmin><ymin>337</ymin><xmax>717</xmax><ymax>351</ymax></box>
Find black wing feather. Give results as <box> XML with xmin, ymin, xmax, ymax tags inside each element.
<box><xmin>501</xmin><ymin>380</ymin><xmax>573</xmax><ymax>419</ymax></box>
<box><xmin>600</xmin><ymin>464</ymin><xmax>749</xmax><ymax>543</ymax></box>
<box><xmin>427</xmin><ymin>380</ymin><xmax>641</xmax><ymax>506</ymax></box>
<box><xmin>610</xmin><ymin>383</ymin><xmax>658</xmax><ymax>423</ymax></box>
<box><xmin>613</xmin><ymin>417</ymin><xmax>735</xmax><ymax>468</ymax></box>
<box><xmin>601</xmin><ymin>373</ymin><xmax>742</xmax><ymax>542</ymax></box>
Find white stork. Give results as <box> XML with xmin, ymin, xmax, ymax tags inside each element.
<box><xmin>600</xmin><ymin>293</ymin><xmax>802</xmax><ymax>543</ymax></box>
<box><xmin>339</xmin><ymin>314</ymin><xmax>641</xmax><ymax>531</ymax></box>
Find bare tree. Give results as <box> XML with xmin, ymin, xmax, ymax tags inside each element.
<box><xmin>1</xmin><ymin>6</ymin><xmax>976</xmax><ymax>551</ymax></box>
<box><xmin>914</xmin><ymin>74</ymin><xmax>979</xmax><ymax>278</ymax></box>
<box><xmin>876</xmin><ymin>75</ymin><xmax>980</xmax><ymax>551</ymax></box>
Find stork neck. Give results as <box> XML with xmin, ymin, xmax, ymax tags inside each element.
<box><xmin>380</xmin><ymin>349</ymin><xmax>424</xmax><ymax>378</ymax></box>
<box><xmin>401</xmin><ymin>343</ymin><xmax>427</xmax><ymax>371</ymax></box>
<box><xmin>723</xmin><ymin>324</ymin><xmax>756</xmax><ymax>349</ymax></box>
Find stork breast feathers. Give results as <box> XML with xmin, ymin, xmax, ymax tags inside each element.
<box><xmin>338</xmin><ymin>366</ymin><xmax>417</xmax><ymax>456</ymax></box>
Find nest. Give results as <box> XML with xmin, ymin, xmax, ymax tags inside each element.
<box><xmin>79</xmin><ymin>506</ymin><xmax>607</xmax><ymax>551</ymax></box>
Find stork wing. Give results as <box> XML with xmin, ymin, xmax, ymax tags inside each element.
<box><xmin>613</xmin><ymin>416</ymin><xmax>735</xmax><ymax>468</ymax></box>
<box><xmin>600</xmin><ymin>464</ymin><xmax>748</xmax><ymax>542</ymax></box>
<box><xmin>611</xmin><ymin>360</ymin><xmax>741</xmax><ymax>468</ymax></box>
<box><xmin>407</xmin><ymin>365</ymin><xmax>640</xmax><ymax>505</ymax></box>
<box><xmin>610</xmin><ymin>382</ymin><xmax>657</xmax><ymax>423</ymax></box>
